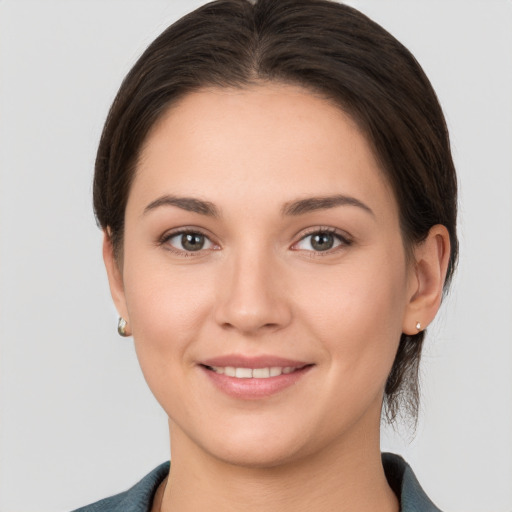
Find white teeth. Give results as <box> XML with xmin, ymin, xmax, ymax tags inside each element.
<box><xmin>235</xmin><ymin>367</ymin><xmax>253</xmax><ymax>379</ymax></box>
<box><xmin>252</xmin><ymin>367</ymin><xmax>270</xmax><ymax>378</ymax></box>
<box><xmin>209</xmin><ymin>365</ymin><xmax>301</xmax><ymax>378</ymax></box>
<box><xmin>269</xmin><ymin>367</ymin><xmax>282</xmax><ymax>377</ymax></box>
<box><xmin>224</xmin><ymin>366</ymin><xmax>236</xmax><ymax>377</ymax></box>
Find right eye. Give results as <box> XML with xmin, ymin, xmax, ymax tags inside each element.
<box><xmin>164</xmin><ymin>231</ymin><xmax>215</xmax><ymax>253</ymax></box>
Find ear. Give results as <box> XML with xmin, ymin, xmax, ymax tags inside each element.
<box><xmin>102</xmin><ymin>230</ymin><xmax>130</xmax><ymax>330</ymax></box>
<box><xmin>402</xmin><ymin>225</ymin><xmax>451</xmax><ymax>335</ymax></box>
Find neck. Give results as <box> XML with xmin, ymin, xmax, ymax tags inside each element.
<box><xmin>159</xmin><ymin>418</ymin><xmax>399</xmax><ymax>512</ymax></box>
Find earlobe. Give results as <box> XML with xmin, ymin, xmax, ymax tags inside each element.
<box><xmin>102</xmin><ymin>231</ymin><xmax>130</xmax><ymax>325</ymax></box>
<box><xmin>402</xmin><ymin>225</ymin><xmax>451</xmax><ymax>335</ymax></box>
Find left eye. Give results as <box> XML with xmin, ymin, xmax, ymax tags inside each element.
<box><xmin>167</xmin><ymin>232</ymin><xmax>215</xmax><ymax>252</ymax></box>
<box><xmin>294</xmin><ymin>231</ymin><xmax>346</xmax><ymax>252</ymax></box>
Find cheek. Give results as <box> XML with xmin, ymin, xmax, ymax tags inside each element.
<box><xmin>121</xmin><ymin>250</ymin><xmax>216</xmax><ymax>384</ymax></box>
<box><xmin>295</xmin><ymin>249</ymin><xmax>408</xmax><ymax>384</ymax></box>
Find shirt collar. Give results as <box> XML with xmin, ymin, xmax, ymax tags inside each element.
<box><xmin>383</xmin><ymin>452</ymin><xmax>442</xmax><ymax>511</ymax></box>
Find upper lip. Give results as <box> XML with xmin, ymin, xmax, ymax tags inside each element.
<box><xmin>200</xmin><ymin>355</ymin><xmax>311</xmax><ymax>369</ymax></box>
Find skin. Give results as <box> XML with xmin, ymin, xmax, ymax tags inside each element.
<box><xmin>104</xmin><ymin>83</ymin><xmax>450</xmax><ymax>512</ymax></box>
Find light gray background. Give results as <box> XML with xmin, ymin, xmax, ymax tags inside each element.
<box><xmin>1</xmin><ymin>1</ymin><xmax>511</xmax><ymax>511</ymax></box>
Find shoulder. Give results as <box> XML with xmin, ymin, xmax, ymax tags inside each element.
<box><xmin>71</xmin><ymin>462</ymin><xmax>170</xmax><ymax>512</ymax></box>
<box><xmin>382</xmin><ymin>452</ymin><xmax>443</xmax><ymax>512</ymax></box>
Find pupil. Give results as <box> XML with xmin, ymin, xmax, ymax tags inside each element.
<box><xmin>311</xmin><ymin>233</ymin><xmax>334</xmax><ymax>251</ymax></box>
<box><xmin>182</xmin><ymin>233</ymin><xmax>204</xmax><ymax>251</ymax></box>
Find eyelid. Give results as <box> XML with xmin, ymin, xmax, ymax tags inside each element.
<box><xmin>291</xmin><ymin>226</ymin><xmax>353</xmax><ymax>253</ymax></box>
<box><xmin>158</xmin><ymin>226</ymin><xmax>220</xmax><ymax>255</ymax></box>
<box><xmin>157</xmin><ymin>225</ymin><xmax>351</xmax><ymax>256</ymax></box>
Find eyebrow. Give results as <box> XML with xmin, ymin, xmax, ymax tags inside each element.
<box><xmin>143</xmin><ymin>193</ymin><xmax>373</xmax><ymax>219</ymax></box>
<box><xmin>143</xmin><ymin>195</ymin><xmax>220</xmax><ymax>217</ymax></box>
<box><xmin>281</xmin><ymin>195</ymin><xmax>374</xmax><ymax>217</ymax></box>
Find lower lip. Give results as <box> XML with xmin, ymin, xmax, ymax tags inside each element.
<box><xmin>200</xmin><ymin>365</ymin><xmax>313</xmax><ymax>399</ymax></box>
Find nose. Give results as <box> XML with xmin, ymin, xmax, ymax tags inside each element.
<box><xmin>214</xmin><ymin>249</ymin><xmax>292</xmax><ymax>336</ymax></box>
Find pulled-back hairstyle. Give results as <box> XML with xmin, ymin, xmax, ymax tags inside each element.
<box><xmin>93</xmin><ymin>0</ymin><xmax>458</xmax><ymax>423</ymax></box>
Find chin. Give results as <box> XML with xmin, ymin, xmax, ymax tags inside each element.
<box><xmin>197</xmin><ymin>414</ymin><xmax>345</xmax><ymax>470</ymax></box>
<box><xmin>175</xmin><ymin>416</ymin><xmax>314</xmax><ymax>470</ymax></box>
<box><xmin>207</xmin><ymin>439</ymin><xmax>306</xmax><ymax>470</ymax></box>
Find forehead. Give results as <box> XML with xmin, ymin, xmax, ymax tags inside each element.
<box><xmin>132</xmin><ymin>84</ymin><xmax>396</xmax><ymax>218</ymax></box>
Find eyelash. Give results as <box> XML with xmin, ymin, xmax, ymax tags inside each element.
<box><xmin>158</xmin><ymin>228</ymin><xmax>218</xmax><ymax>257</ymax></box>
<box><xmin>158</xmin><ymin>226</ymin><xmax>352</xmax><ymax>257</ymax></box>
<box><xmin>292</xmin><ymin>227</ymin><xmax>352</xmax><ymax>257</ymax></box>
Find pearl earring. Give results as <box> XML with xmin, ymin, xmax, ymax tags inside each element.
<box><xmin>415</xmin><ymin>321</ymin><xmax>422</xmax><ymax>331</ymax></box>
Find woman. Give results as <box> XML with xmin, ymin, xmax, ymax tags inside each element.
<box><xmin>76</xmin><ymin>0</ymin><xmax>456</xmax><ymax>510</ymax></box>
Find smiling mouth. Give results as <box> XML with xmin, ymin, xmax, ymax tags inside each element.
<box><xmin>200</xmin><ymin>362</ymin><xmax>314</xmax><ymax>399</ymax></box>
<box><xmin>202</xmin><ymin>364</ymin><xmax>310</xmax><ymax>379</ymax></box>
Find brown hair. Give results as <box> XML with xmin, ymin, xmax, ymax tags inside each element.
<box><xmin>93</xmin><ymin>0</ymin><xmax>458</xmax><ymax>423</ymax></box>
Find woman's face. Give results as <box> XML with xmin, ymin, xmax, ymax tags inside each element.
<box><xmin>107</xmin><ymin>84</ymin><xmax>421</xmax><ymax>467</ymax></box>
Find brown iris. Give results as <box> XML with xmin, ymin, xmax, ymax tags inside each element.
<box><xmin>181</xmin><ymin>233</ymin><xmax>205</xmax><ymax>251</ymax></box>
<box><xmin>310</xmin><ymin>232</ymin><xmax>335</xmax><ymax>251</ymax></box>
